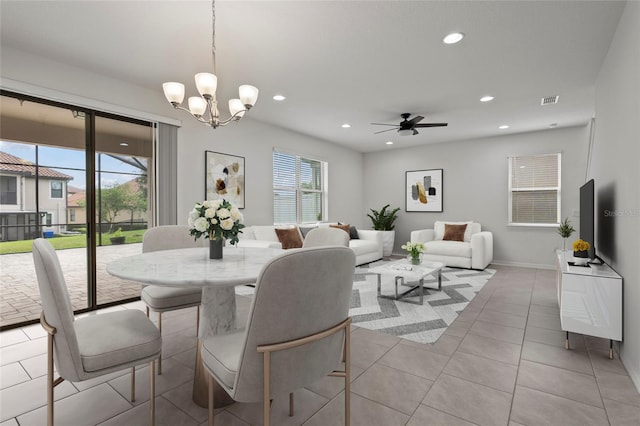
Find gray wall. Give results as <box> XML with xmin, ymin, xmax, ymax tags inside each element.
<box><xmin>0</xmin><ymin>47</ymin><xmax>365</xmax><ymax>230</ymax></box>
<box><xmin>590</xmin><ymin>2</ymin><xmax>640</xmax><ymax>391</ymax></box>
<box><xmin>363</xmin><ymin>125</ymin><xmax>590</xmax><ymax>268</ymax></box>
<box><xmin>175</xmin><ymin>120</ymin><xmax>364</xmax><ymax>228</ymax></box>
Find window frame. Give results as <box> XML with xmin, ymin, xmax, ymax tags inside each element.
<box><xmin>0</xmin><ymin>175</ymin><xmax>18</xmax><ymax>205</ymax></box>
<box><xmin>273</xmin><ymin>149</ymin><xmax>328</xmax><ymax>225</ymax></box>
<box><xmin>508</xmin><ymin>152</ymin><xmax>561</xmax><ymax>227</ymax></box>
<box><xmin>50</xmin><ymin>180</ymin><xmax>63</xmax><ymax>199</ymax></box>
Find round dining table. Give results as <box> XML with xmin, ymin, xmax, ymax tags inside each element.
<box><xmin>106</xmin><ymin>246</ymin><xmax>284</xmax><ymax>408</ymax></box>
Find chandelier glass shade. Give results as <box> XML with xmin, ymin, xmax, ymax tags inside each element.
<box><xmin>162</xmin><ymin>1</ymin><xmax>258</xmax><ymax>128</ymax></box>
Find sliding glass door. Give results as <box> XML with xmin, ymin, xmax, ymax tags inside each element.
<box><xmin>0</xmin><ymin>92</ymin><xmax>154</xmax><ymax>329</ymax></box>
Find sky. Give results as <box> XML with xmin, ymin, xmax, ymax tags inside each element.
<box><xmin>0</xmin><ymin>140</ymin><xmax>146</xmax><ymax>189</ymax></box>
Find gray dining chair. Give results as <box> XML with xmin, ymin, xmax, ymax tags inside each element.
<box><xmin>141</xmin><ymin>225</ymin><xmax>204</xmax><ymax>374</ymax></box>
<box><xmin>201</xmin><ymin>246</ymin><xmax>355</xmax><ymax>426</ymax></box>
<box><xmin>302</xmin><ymin>227</ymin><xmax>350</xmax><ymax>247</ymax></box>
<box><xmin>32</xmin><ymin>238</ymin><xmax>161</xmax><ymax>426</ymax></box>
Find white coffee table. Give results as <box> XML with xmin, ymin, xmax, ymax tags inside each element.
<box><xmin>368</xmin><ymin>259</ymin><xmax>444</xmax><ymax>305</ymax></box>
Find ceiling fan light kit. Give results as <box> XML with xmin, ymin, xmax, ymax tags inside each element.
<box><xmin>162</xmin><ymin>0</ymin><xmax>258</xmax><ymax>129</ymax></box>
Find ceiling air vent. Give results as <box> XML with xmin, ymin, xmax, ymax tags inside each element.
<box><xmin>541</xmin><ymin>95</ymin><xmax>559</xmax><ymax>106</ymax></box>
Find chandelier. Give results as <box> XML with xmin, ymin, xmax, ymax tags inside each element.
<box><xmin>162</xmin><ymin>0</ymin><xmax>258</xmax><ymax>128</ymax></box>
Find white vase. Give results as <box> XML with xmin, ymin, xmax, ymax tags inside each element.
<box><xmin>380</xmin><ymin>230</ymin><xmax>395</xmax><ymax>257</ymax></box>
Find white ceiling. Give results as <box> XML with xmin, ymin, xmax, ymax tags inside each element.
<box><xmin>0</xmin><ymin>1</ymin><xmax>625</xmax><ymax>153</ymax></box>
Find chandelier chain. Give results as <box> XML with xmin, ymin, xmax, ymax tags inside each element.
<box><xmin>211</xmin><ymin>0</ymin><xmax>217</xmax><ymax>74</ymax></box>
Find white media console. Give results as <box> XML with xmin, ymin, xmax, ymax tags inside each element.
<box><xmin>555</xmin><ymin>250</ymin><xmax>622</xmax><ymax>359</ymax></box>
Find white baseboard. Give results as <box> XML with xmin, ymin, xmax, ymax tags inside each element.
<box><xmin>490</xmin><ymin>260</ymin><xmax>555</xmax><ymax>270</ymax></box>
<box><xmin>620</xmin><ymin>350</ymin><xmax>640</xmax><ymax>394</ymax></box>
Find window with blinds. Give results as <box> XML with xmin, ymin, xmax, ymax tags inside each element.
<box><xmin>508</xmin><ymin>153</ymin><xmax>561</xmax><ymax>225</ymax></box>
<box><xmin>273</xmin><ymin>150</ymin><xmax>326</xmax><ymax>224</ymax></box>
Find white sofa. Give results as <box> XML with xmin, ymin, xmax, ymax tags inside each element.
<box><xmin>237</xmin><ymin>225</ymin><xmax>383</xmax><ymax>266</ymax></box>
<box><xmin>410</xmin><ymin>221</ymin><xmax>493</xmax><ymax>270</ymax></box>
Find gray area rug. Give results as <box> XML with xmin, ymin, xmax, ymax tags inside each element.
<box><xmin>352</xmin><ymin>260</ymin><xmax>495</xmax><ymax>344</ymax></box>
<box><xmin>235</xmin><ymin>259</ymin><xmax>495</xmax><ymax>345</ymax></box>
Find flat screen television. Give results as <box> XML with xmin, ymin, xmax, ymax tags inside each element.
<box><xmin>580</xmin><ymin>179</ymin><xmax>596</xmax><ymax>261</ymax></box>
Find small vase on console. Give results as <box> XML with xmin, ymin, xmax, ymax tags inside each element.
<box><xmin>209</xmin><ymin>238</ymin><xmax>223</xmax><ymax>259</ymax></box>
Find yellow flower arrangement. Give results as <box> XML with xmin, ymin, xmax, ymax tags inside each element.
<box><xmin>572</xmin><ymin>239</ymin><xmax>590</xmax><ymax>252</ymax></box>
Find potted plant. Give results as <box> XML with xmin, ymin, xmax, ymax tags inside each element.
<box><xmin>572</xmin><ymin>239</ymin><xmax>590</xmax><ymax>265</ymax></box>
<box><xmin>367</xmin><ymin>204</ymin><xmax>400</xmax><ymax>257</ymax></box>
<box><xmin>557</xmin><ymin>218</ymin><xmax>575</xmax><ymax>251</ymax></box>
<box><xmin>110</xmin><ymin>227</ymin><xmax>126</xmax><ymax>245</ymax></box>
<box><xmin>401</xmin><ymin>241</ymin><xmax>425</xmax><ymax>265</ymax></box>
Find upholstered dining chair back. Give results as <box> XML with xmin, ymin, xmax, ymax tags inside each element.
<box><xmin>32</xmin><ymin>238</ymin><xmax>84</xmax><ymax>382</ymax></box>
<box><xmin>302</xmin><ymin>227</ymin><xmax>349</xmax><ymax>248</ymax></box>
<box><xmin>33</xmin><ymin>238</ymin><xmax>162</xmax><ymax>425</ymax></box>
<box><xmin>143</xmin><ymin>225</ymin><xmax>203</xmax><ymax>253</ymax></box>
<box><xmin>233</xmin><ymin>246</ymin><xmax>355</xmax><ymax>402</ymax></box>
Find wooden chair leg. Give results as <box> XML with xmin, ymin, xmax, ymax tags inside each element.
<box><xmin>150</xmin><ymin>360</ymin><xmax>156</xmax><ymax>426</ymax></box>
<box><xmin>196</xmin><ymin>305</ymin><xmax>200</xmax><ymax>335</ymax></box>
<box><xmin>131</xmin><ymin>367</ymin><xmax>136</xmax><ymax>402</ymax></box>
<box><xmin>158</xmin><ymin>312</ymin><xmax>162</xmax><ymax>375</ymax></box>
<box><xmin>146</xmin><ymin>306</ymin><xmax>149</xmax><ymax>317</ymax></box>
<box><xmin>208</xmin><ymin>374</ymin><xmax>215</xmax><ymax>426</ymax></box>
<box><xmin>289</xmin><ymin>392</ymin><xmax>294</xmax><ymax>416</ymax></box>
<box><xmin>263</xmin><ymin>351</ymin><xmax>271</xmax><ymax>426</ymax></box>
<box><xmin>47</xmin><ymin>332</ymin><xmax>55</xmax><ymax>426</ymax></box>
<box><xmin>345</xmin><ymin>326</ymin><xmax>351</xmax><ymax>426</ymax></box>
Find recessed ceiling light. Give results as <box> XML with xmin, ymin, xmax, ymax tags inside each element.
<box><xmin>120</xmin><ymin>142</ymin><xmax>129</xmax><ymax>146</ymax></box>
<box><xmin>549</xmin><ymin>123</ymin><xmax>558</xmax><ymax>128</ymax></box>
<box><xmin>499</xmin><ymin>125</ymin><xmax>509</xmax><ymax>129</ymax></box>
<box><xmin>386</xmin><ymin>141</ymin><xmax>394</xmax><ymax>145</ymax></box>
<box><xmin>480</xmin><ymin>96</ymin><xmax>494</xmax><ymax>102</ymax></box>
<box><xmin>272</xmin><ymin>94</ymin><xmax>286</xmax><ymax>101</ymax></box>
<box><xmin>341</xmin><ymin>123</ymin><xmax>351</xmax><ymax>128</ymax></box>
<box><xmin>443</xmin><ymin>32</ymin><xmax>464</xmax><ymax>44</ymax></box>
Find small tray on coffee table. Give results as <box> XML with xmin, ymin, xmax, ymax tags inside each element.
<box><xmin>368</xmin><ymin>259</ymin><xmax>444</xmax><ymax>305</ymax></box>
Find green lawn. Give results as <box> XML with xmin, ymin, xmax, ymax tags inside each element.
<box><xmin>0</xmin><ymin>230</ymin><xmax>145</xmax><ymax>255</ymax></box>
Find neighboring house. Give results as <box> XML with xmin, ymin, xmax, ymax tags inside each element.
<box><xmin>66</xmin><ymin>185</ymin><xmax>86</xmax><ymax>227</ymax></box>
<box><xmin>0</xmin><ymin>151</ymin><xmax>73</xmax><ymax>241</ymax></box>
<box><xmin>67</xmin><ymin>179</ymin><xmax>148</xmax><ymax>232</ymax></box>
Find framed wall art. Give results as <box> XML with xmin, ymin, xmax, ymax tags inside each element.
<box><xmin>205</xmin><ymin>151</ymin><xmax>245</xmax><ymax>208</ymax></box>
<box><xmin>405</xmin><ymin>169</ymin><xmax>443</xmax><ymax>212</ymax></box>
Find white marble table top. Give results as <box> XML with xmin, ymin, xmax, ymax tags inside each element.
<box><xmin>106</xmin><ymin>246</ymin><xmax>284</xmax><ymax>288</ymax></box>
<box><xmin>368</xmin><ymin>258</ymin><xmax>444</xmax><ymax>281</ymax></box>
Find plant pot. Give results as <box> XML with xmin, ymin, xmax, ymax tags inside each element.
<box><xmin>209</xmin><ymin>239</ymin><xmax>223</xmax><ymax>259</ymax></box>
<box><xmin>408</xmin><ymin>255</ymin><xmax>421</xmax><ymax>265</ymax></box>
<box><xmin>573</xmin><ymin>250</ymin><xmax>588</xmax><ymax>258</ymax></box>
<box><xmin>110</xmin><ymin>236</ymin><xmax>125</xmax><ymax>245</ymax></box>
<box><xmin>380</xmin><ymin>230</ymin><xmax>395</xmax><ymax>257</ymax></box>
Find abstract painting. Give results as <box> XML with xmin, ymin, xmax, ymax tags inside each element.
<box><xmin>205</xmin><ymin>151</ymin><xmax>245</xmax><ymax>208</ymax></box>
<box><xmin>406</xmin><ymin>169</ymin><xmax>443</xmax><ymax>212</ymax></box>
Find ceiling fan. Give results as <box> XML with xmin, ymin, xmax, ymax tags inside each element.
<box><xmin>372</xmin><ymin>113</ymin><xmax>448</xmax><ymax>136</ymax></box>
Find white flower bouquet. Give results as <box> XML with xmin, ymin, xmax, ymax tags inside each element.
<box><xmin>401</xmin><ymin>241</ymin><xmax>425</xmax><ymax>260</ymax></box>
<box><xmin>188</xmin><ymin>199</ymin><xmax>245</xmax><ymax>245</ymax></box>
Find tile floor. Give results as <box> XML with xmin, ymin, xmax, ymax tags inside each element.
<box><xmin>1</xmin><ymin>265</ymin><xmax>639</xmax><ymax>425</ymax></box>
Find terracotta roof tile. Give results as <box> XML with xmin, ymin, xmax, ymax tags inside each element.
<box><xmin>0</xmin><ymin>151</ymin><xmax>73</xmax><ymax>180</ymax></box>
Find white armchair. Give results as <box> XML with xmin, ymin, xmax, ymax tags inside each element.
<box><xmin>410</xmin><ymin>221</ymin><xmax>493</xmax><ymax>270</ymax></box>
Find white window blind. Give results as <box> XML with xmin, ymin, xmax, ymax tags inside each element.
<box><xmin>508</xmin><ymin>153</ymin><xmax>561</xmax><ymax>225</ymax></box>
<box><xmin>273</xmin><ymin>150</ymin><xmax>326</xmax><ymax>224</ymax></box>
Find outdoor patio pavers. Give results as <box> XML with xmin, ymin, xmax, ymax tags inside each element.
<box><xmin>1</xmin><ymin>243</ymin><xmax>143</xmax><ymax>328</ymax></box>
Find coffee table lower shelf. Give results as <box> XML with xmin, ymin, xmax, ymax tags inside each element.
<box><xmin>373</xmin><ymin>263</ymin><xmax>443</xmax><ymax>305</ymax></box>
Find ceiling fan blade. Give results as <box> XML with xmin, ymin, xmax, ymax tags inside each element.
<box><xmin>414</xmin><ymin>123</ymin><xmax>448</xmax><ymax>127</ymax></box>
<box><xmin>371</xmin><ymin>122</ymin><xmax>398</xmax><ymax>126</ymax></box>
<box><xmin>406</xmin><ymin>115</ymin><xmax>424</xmax><ymax>126</ymax></box>
<box><xmin>373</xmin><ymin>128</ymin><xmax>399</xmax><ymax>135</ymax></box>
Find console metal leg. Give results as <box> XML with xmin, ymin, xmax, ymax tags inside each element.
<box><xmin>377</xmin><ymin>274</ymin><xmax>382</xmax><ymax>297</ymax></box>
<box><xmin>419</xmin><ymin>278</ymin><xmax>424</xmax><ymax>305</ymax></box>
<box><xmin>437</xmin><ymin>270</ymin><xmax>442</xmax><ymax>290</ymax></box>
<box><xmin>609</xmin><ymin>340</ymin><xmax>613</xmax><ymax>359</ymax></box>
<box><xmin>565</xmin><ymin>331</ymin><xmax>570</xmax><ymax>350</ymax></box>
